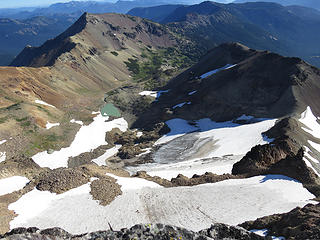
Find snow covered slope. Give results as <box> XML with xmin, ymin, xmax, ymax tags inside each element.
<box><xmin>9</xmin><ymin>175</ymin><xmax>315</xmax><ymax>234</ymax></box>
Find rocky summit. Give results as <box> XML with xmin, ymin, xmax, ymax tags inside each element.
<box><xmin>1</xmin><ymin>1</ymin><xmax>320</xmax><ymax>240</ymax></box>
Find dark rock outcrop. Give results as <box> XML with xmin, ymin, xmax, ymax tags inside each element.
<box><xmin>134</xmin><ymin>171</ymin><xmax>243</xmax><ymax>188</ymax></box>
<box><xmin>0</xmin><ymin>223</ymin><xmax>264</xmax><ymax>240</ymax></box>
<box><xmin>240</xmin><ymin>203</ymin><xmax>320</xmax><ymax>240</ymax></box>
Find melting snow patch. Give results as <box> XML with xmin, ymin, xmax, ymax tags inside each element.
<box><xmin>299</xmin><ymin>107</ymin><xmax>320</xmax><ymax>138</ymax></box>
<box><xmin>0</xmin><ymin>152</ymin><xmax>6</xmax><ymax>163</ymax></box>
<box><xmin>46</xmin><ymin>122</ymin><xmax>60</xmax><ymax>130</ymax></box>
<box><xmin>105</xmin><ymin>173</ymin><xmax>161</xmax><ymax>191</ymax></box>
<box><xmin>136</xmin><ymin>131</ymin><xmax>143</xmax><ymax>137</ymax></box>
<box><xmin>172</xmin><ymin>102</ymin><xmax>191</xmax><ymax>109</ymax></box>
<box><xmin>139</xmin><ymin>90</ymin><xmax>170</xmax><ymax>100</ymax></box>
<box><xmin>70</xmin><ymin>119</ymin><xmax>83</xmax><ymax>125</ymax></box>
<box><xmin>236</xmin><ymin>114</ymin><xmax>254</xmax><ymax>121</ymax></box>
<box><xmin>8</xmin><ymin>175</ymin><xmax>315</xmax><ymax>234</ymax></box>
<box><xmin>0</xmin><ymin>139</ymin><xmax>7</xmax><ymax>145</ymax></box>
<box><xmin>92</xmin><ymin>145</ymin><xmax>121</xmax><ymax>166</ymax></box>
<box><xmin>200</xmin><ymin>64</ymin><xmax>236</xmax><ymax>79</ymax></box>
<box><xmin>188</xmin><ymin>90</ymin><xmax>197</xmax><ymax>96</ymax></box>
<box><xmin>35</xmin><ymin>100</ymin><xmax>56</xmax><ymax>108</ymax></box>
<box><xmin>33</xmin><ymin>115</ymin><xmax>128</xmax><ymax>169</ymax></box>
<box><xmin>250</xmin><ymin>229</ymin><xmax>285</xmax><ymax>240</ymax></box>
<box><xmin>0</xmin><ymin>176</ymin><xmax>29</xmax><ymax>196</ymax></box>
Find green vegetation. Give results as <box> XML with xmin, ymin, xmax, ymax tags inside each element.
<box><xmin>26</xmin><ymin>133</ymin><xmax>64</xmax><ymax>156</ymax></box>
<box><xmin>124</xmin><ymin>47</ymin><xmax>194</xmax><ymax>88</ymax></box>
<box><xmin>111</xmin><ymin>51</ymin><xmax>119</xmax><ymax>56</ymax></box>
<box><xmin>0</xmin><ymin>116</ymin><xmax>8</xmax><ymax>124</ymax></box>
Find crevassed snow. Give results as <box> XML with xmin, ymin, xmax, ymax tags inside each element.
<box><xmin>8</xmin><ymin>175</ymin><xmax>315</xmax><ymax>234</ymax></box>
<box><xmin>139</xmin><ymin>90</ymin><xmax>169</xmax><ymax>99</ymax></box>
<box><xmin>141</xmin><ymin>117</ymin><xmax>276</xmax><ymax>179</ymax></box>
<box><xmin>70</xmin><ymin>119</ymin><xmax>84</xmax><ymax>125</ymax></box>
<box><xmin>0</xmin><ymin>152</ymin><xmax>6</xmax><ymax>163</ymax></box>
<box><xmin>0</xmin><ymin>139</ymin><xmax>7</xmax><ymax>145</ymax></box>
<box><xmin>200</xmin><ymin>64</ymin><xmax>236</xmax><ymax>79</ymax></box>
<box><xmin>299</xmin><ymin>107</ymin><xmax>320</xmax><ymax>138</ymax></box>
<box><xmin>46</xmin><ymin>122</ymin><xmax>60</xmax><ymax>130</ymax></box>
<box><xmin>172</xmin><ymin>102</ymin><xmax>191</xmax><ymax>109</ymax></box>
<box><xmin>92</xmin><ymin>145</ymin><xmax>121</xmax><ymax>166</ymax></box>
<box><xmin>35</xmin><ymin>100</ymin><xmax>56</xmax><ymax>108</ymax></box>
<box><xmin>188</xmin><ymin>90</ymin><xmax>197</xmax><ymax>96</ymax></box>
<box><xmin>0</xmin><ymin>176</ymin><xmax>29</xmax><ymax>196</ymax></box>
<box><xmin>32</xmin><ymin>115</ymin><xmax>128</xmax><ymax>169</ymax></box>
<box><xmin>127</xmin><ymin>155</ymin><xmax>242</xmax><ymax>180</ymax></box>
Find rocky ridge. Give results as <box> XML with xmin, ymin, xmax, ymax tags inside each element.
<box><xmin>0</xmin><ymin>223</ymin><xmax>264</xmax><ymax>240</ymax></box>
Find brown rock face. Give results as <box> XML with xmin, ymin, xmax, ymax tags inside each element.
<box><xmin>35</xmin><ymin>168</ymin><xmax>90</xmax><ymax>194</ymax></box>
<box><xmin>240</xmin><ymin>204</ymin><xmax>320</xmax><ymax>240</ymax></box>
<box><xmin>90</xmin><ymin>176</ymin><xmax>122</xmax><ymax>206</ymax></box>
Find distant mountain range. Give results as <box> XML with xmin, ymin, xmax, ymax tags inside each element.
<box><xmin>0</xmin><ymin>0</ymin><xmax>188</xmax><ymax>65</ymax></box>
<box><xmin>128</xmin><ymin>1</ymin><xmax>320</xmax><ymax>67</ymax></box>
<box><xmin>233</xmin><ymin>0</ymin><xmax>320</xmax><ymax>10</ymax></box>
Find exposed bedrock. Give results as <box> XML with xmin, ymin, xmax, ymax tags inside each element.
<box><xmin>1</xmin><ymin>223</ymin><xmax>264</xmax><ymax>240</ymax></box>
<box><xmin>241</xmin><ymin>203</ymin><xmax>320</xmax><ymax>240</ymax></box>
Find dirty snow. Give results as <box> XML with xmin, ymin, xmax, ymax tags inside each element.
<box><xmin>8</xmin><ymin>175</ymin><xmax>315</xmax><ymax>234</ymax></box>
<box><xmin>140</xmin><ymin>117</ymin><xmax>276</xmax><ymax>179</ymax></box>
<box><xmin>0</xmin><ymin>176</ymin><xmax>29</xmax><ymax>196</ymax></box>
<box><xmin>70</xmin><ymin>119</ymin><xmax>84</xmax><ymax>125</ymax></box>
<box><xmin>46</xmin><ymin>122</ymin><xmax>60</xmax><ymax>130</ymax></box>
<box><xmin>92</xmin><ymin>145</ymin><xmax>121</xmax><ymax>166</ymax></box>
<box><xmin>35</xmin><ymin>100</ymin><xmax>56</xmax><ymax>108</ymax></box>
<box><xmin>172</xmin><ymin>102</ymin><xmax>191</xmax><ymax>109</ymax></box>
<box><xmin>32</xmin><ymin>115</ymin><xmax>128</xmax><ymax>169</ymax></box>
<box><xmin>200</xmin><ymin>64</ymin><xmax>236</xmax><ymax>79</ymax></box>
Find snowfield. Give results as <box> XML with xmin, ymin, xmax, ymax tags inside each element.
<box><xmin>0</xmin><ymin>152</ymin><xmax>6</xmax><ymax>163</ymax></box>
<box><xmin>200</xmin><ymin>64</ymin><xmax>236</xmax><ymax>79</ymax></box>
<box><xmin>32</xmin><ymin>115</ymin><xmax>128</xmax><ymax>169</ymax></box>
<box><xmin>35</xmin><ymin>100</ymin><xmax>56</xmax><ymax>108</ymax></box>
<box><xmin>139</xmin><ymin>90</ymin><xmax>170</xmax><ymax>99</ymax></box>
<box><xmin>46</xmin><ymin>122</ymin><xmax>60</xmax><ymax>130</ymax></box>
<box><xmin>299</xmin><ymin>107</ymin><xmax>320</xmax><ymax>176</ymax></box>
<box><xmin>92</xmin><ymin>145</ymin><xmax>121</xmax><ymax>166</ymax></box>
<box><xmin>0</xmin><ymin>176</ymin><xmax>29</xmax><ymax>196</ymax></box>
<box><xmin>136</xmin><ymin>117</ymin><xmax>276</xmax><ymax>179</ymax></box>
<box><xmin>8</xmin><ymin>175</ymin><xmax>315</xmax><ymax>234</ymax></box>
<box><xmin>70</xmin><ymin>119</ymin><xmax>84</xmax><ymax>125</ymax></box>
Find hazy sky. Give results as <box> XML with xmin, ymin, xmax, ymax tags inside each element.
<box><xmin>0</xmin><ymin>0</ymin><xmax>111</xmax><ymax>8</ymax></box>
<box><xmin>0</xmin><ymin>0</ymin><xmax>234</xmax><ymax>9</ymax></box>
